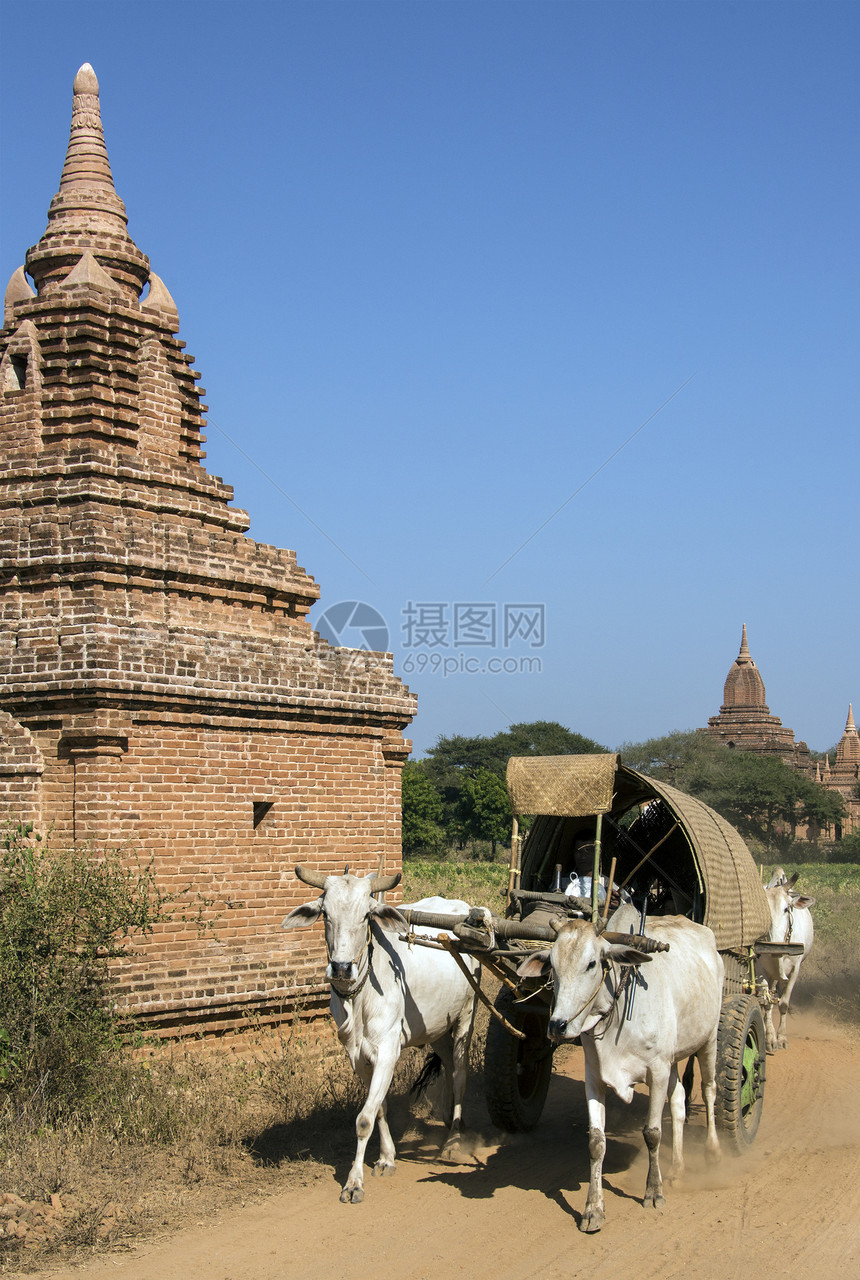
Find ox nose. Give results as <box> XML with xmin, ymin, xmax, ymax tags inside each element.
<box><xmin>548</xmin><ymin>1018</ymin><xmax>569</xmax><ymax>1043</ymax></box>
<box><xmin>329</xmin><ymin>960</ymin><xmax>353</xmax><ymax>982</ymax></box>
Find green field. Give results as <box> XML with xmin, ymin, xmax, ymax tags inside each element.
<box><xmin>402</xmin><ymin>858</ymin><xmax>860</xmax><ymax>1026</ymax></box>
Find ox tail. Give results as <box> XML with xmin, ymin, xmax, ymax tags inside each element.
<box><xmin>411</xmin><ymin>1051</ymin><xmax>444</xmax><ymax>1101</ymax></box>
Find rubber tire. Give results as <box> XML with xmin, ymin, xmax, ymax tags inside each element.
<box><xmin>715</xmin><ymin>994</ymin><xmax>766</xmax><ymax>1152</ymax></box>
<box><xmin>484</xmin><ymin>988</ymin><xmax>553</xmax><ymax>1132</ymax></box>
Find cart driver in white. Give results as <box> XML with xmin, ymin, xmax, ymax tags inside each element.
<box><xmin>564</xmin><ymin>832</ymin><xmax>630</xmax><ymax>908</ymax></box>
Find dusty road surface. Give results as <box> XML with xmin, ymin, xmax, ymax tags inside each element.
<box><xmin>39</xmin><ymin>1012</ymin><xmax>859</xmax><ymax>1280</ymax></box>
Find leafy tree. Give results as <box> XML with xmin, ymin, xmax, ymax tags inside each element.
<box><xmin>425</xmin><ymin>720</ymin><xmax>606</xmax><ymax>785</ymax></box>
<box><xmin>401</xmin><ymin>762</ymin><xmax>446</xmax><ymax>856</ymax></box>
<box><xmin>830</xmin><ymin>831</ymin><xmax>860</xmax><ymax>863</ymax></box>
<box><xmin>620</xmin><ymin>732</ymin><xmax>847</xmax><ymax>855</ymax></box>
<box><xmin>505</xmin><ymin>721</ymin><xmax>607</xmax><ymax>760</ymax></box>
<box><xmin>459</xmin><ymin>768</ymin><xmax>512</xmax><ymax>856</ymax></box>
<box><xmin>696</xmin><ymin>752</ymin><xmax>845</xmax><ymax>854</ymax></box>
<box><xmin>618</xmin><ymin>729</ymin><xmax>731</xmax><ymax>793</ymax></box>
<box><xmin>418</xmin><ymin>720</ymin><xmax>606</xmax><ymax>848</ymax></box>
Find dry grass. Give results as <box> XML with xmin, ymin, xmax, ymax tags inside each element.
<box><xmin>0</xmin><ymin>1014</ymin><xmax>412</xmax><ymax>1273</ymax></box>
<box><xmin>0</xmin><ymin>970</ymin><xmax>494</xmax><ymax>1272</ymax></box>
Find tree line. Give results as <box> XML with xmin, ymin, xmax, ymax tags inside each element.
<box><xmin>402</xmin><ymin>721</ymin><xmax>857</xmax><ymax>861</ymax></box>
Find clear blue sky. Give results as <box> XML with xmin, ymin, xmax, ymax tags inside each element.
<box><xmin>2</xmin><ymin>1</ymin><xmax>857</xmax><ymax>757</ymax></box>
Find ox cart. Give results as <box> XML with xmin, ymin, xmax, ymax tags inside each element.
<box><xmin>399</xmin><ymin>753</ymin><xmax>800</xmax><ymax>1153</ymax></box>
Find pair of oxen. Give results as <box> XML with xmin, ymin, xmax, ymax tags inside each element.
<box><xmin>283</xmin><ymin>864</ymin><xmax>812</xmax><ymax>1231</ymax></box>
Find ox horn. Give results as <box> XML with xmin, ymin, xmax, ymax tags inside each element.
<box><xmin>369</xmin><ymin>871</ymin><xmax>402</xmax><ymax>894</ymax></box>
<box><xmin>294</xmin><ymin>864</ymin><xmax>328</xmax><ymax>890</ymax></box>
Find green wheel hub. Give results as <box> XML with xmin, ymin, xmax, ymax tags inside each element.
<box><xmin>715</xmin><ymin>994</ymin><xmax>766</xmax><ymax>1151</ymax></box>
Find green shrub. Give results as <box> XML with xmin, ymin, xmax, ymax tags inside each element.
<box><xmin>0</xmin><ymin>823</ymin><xmax>202</xmax><ymax>1112</ymax></box>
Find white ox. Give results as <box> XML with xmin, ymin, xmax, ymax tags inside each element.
<box><xmin>757</xmin><ymin>868</ymin><xmax>815</xmax><ymax>1053</ymax></box>
<box><xmin>518</xmin><ymin>910</ymin><xmax>723</xmax><ymax>1232</ymax></box>
<box><xmin>282</xmin><ymin>865</ymin><xmax>479</xmax><ymax>1204</ymax></box>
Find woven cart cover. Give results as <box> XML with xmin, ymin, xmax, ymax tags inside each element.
<box><xmin>506</xmin><ymin>753</ymin><xmax>620</xmax><ymax>818</ymax></box>
<box><xmin>622</xmin><ymin>769</ymin><xmax>772</xmax><ymax>951</ymax></box>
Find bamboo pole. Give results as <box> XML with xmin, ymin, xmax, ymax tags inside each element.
<box><xmin>591</xmin><ymin>813</ymin><xmax>603</xmax><ymax>921</ymax></box>
<box><xmin>602</xmin><ymin>856</ymin><xmax>617</xmax><ymax>921</ymax></box>
<box><xmin>506</xmin><ymin>814</ymin><xmax>521</xmax><ymax>907</ymax></box>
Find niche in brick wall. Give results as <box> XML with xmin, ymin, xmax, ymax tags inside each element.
<box><xmin>253</xmin><ymin>800</ymin><xmax>274</xmax><ymax>831</ymax></box>
<box><xmin>1</xmin><ymin>319</ymin><xmax>42</xmax><ymax>396</ymax></box>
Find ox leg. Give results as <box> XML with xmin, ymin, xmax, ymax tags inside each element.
<box><xmin>668</xmin><ymin>1064</ymin><xmax>686</xmax><ymax>1183</ymax></box>
<box><xmin>581</xmin><ymin>1044</ymin><xmax>607</xmax><ymax>1233</ymax></box>
<box><xmin>442</xmin><ymin>997</ymin><xmax>476</xmax><ymax>1155</ymax></box>
<box><xmin>372</xmin><ymin>1096</ymin><xmax>397</xmax><ymax>1179</ymax></box>
<box><xmin>432</xmin><ymin>1036</ymin><xmax>462</xmax><ymax>1157</ymax></box>
<box><xmin>777</xmin><ymin>961</ymin><xmax>801</xmax><ymax>1050</ymax></box>
<box><xmin>643</xmin><ymin>1065</ymin><xmax>669</xmax><ymax>1209</ymax></box>
<box><xmin>763</xmin><ymin>994</ymin><xmax>778</xmax><ymax>1055</ymax></box>
<box><xmin>341</xmin><ymin>1047</ymin><xmax>398</xmax><ymax>1204</ymax></box>
<box><xmin>698</xmin><ymin>1032</ymin><xmax>721</xmax><ymax>1165</ymax></box>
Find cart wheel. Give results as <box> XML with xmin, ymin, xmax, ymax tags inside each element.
<box><xmin>484</xmin><ymin>988</ymin><xmax>553</xmax><ymax>1132</ymax></box>
<box><xmin>715</xmin><ymin>994</ymin><xmax>766</xmax><ymax>1152</ymax></box>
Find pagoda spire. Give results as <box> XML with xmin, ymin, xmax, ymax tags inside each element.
<box><xmin>26</xmin><ymin>64</ymin><xmax>149</xmax><ymax>301</ymax></box>
<box><xmin>737</xmin><ymin>623</ymin><xmax>753</xmax><ymax>664</ymax></box>
<box><xmin>49</xmin><ymin>64</ymin><xmax>128</xmax><ymax>235</ymax></box>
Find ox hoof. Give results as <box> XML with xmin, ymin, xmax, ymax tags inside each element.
<box><xmin>644</xmin><ymin>1192</ymin><xmax>665</xmax><ymax>1210</ymax></box>
<box><xmin>579</xmin><ymin>1209</ymin><xmax>604</xmax><ymax>1234</ymax></box>
<box><xmin>372</xmin><ymin>1161</ymin><xmax>396</xmax><ymax>1178</ymax></box>
<box><xmin>340</xmin><ymin>1186</ymin><xmax>364</xmax><ymax>1204</ymax></box>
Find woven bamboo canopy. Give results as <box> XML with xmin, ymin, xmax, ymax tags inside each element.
<box><xmin>506</xmin><ymin>754</ymin><xmax>771</xmax><ymax>950</ymax></box>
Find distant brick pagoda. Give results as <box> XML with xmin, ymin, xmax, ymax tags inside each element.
<box><xmin>703</xmin><ymin>625</ymin><xmax>857</xmax><ymax>838</ymax></box>
<box><xmin>815</xmin><ymin>705</ymin><xmax>860</xmax><ymax>838</ymax></box>
<box><xmin>0</xmin><ymin>65</ymin><xmax>416</xmax><ymax>1036</ymax></box>
<box><xmin>704</xmin><ymin>625</ymin><xmax>811</xmax><ymax>768</ymax></box>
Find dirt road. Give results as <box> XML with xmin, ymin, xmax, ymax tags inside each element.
<box><xmin>40</xmin><ymin>1012</ymin><xmax>860</xmax><ymax>1280</ymax></box>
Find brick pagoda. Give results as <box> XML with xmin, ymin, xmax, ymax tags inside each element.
<box><xmin>0</xmin><ymin>65</ymin><xmax>416</xmax><ymax>1036</ymax></box>
<box><xmin>704</xmin><ymin>625</ymin><xmax>810</xmax><ymax>768</ymax></box>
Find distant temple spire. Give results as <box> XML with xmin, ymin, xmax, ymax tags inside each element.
<box><xmin>721</xmin><ymin>623</ymin><xmax>768</xmax><ymax>711</ymax></box>
<box><xmin>836</xmin><ymin>703</ymin><xmax>860</xmax><ymax>767</ymax></box>
<box><xmin>704</xmin><ymin>625</ymin><xmax>804</xmax><ymax>761</ymax></box>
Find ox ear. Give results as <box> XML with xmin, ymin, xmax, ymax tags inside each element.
<box><xmin>516</xmin><ymin>950</ymin><xmax>551</xmax><ymax>981</ymax></box>
<box><xmin>281</xmin><ymin>899</ymin><xmax>323</xmax><ymax>930</ymax></box>
<box><xmin>604</xmin><ymin>942</ymin><xmax>653</xmax><ymax>967</ymax></box>
<box><xmin>790</xmin><ymin>893</ymin><xmax>815</xmax><ymax>909</ymax></box>
<box><xmin>370</xmin><ymin>901</ymin><xmax>410</xmax><ymax>933</ymax></box>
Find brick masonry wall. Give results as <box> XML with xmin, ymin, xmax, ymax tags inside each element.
<box><xmin>7</xmin><ymin>716</ymin><xmax>407</xmax><ymax>1035</ymax></box>
<box><xmin>0</xmin><ymin>67</ymin><xmax>416</xmax><ymax>1039</ymax></box>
